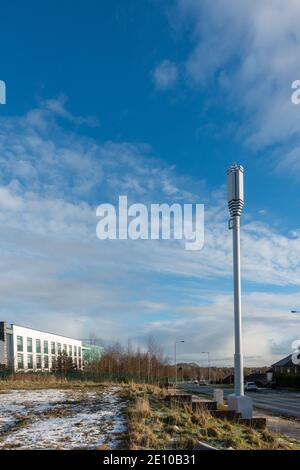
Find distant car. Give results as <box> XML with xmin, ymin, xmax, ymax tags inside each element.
<box><xmin>193</xmin><ymin>380</ymin><xmax>199</xmax><ymax>385</ymax></box>
<box><xmin>198</xmin><ymin>380</ymin><xmax>208</xmax><ymax>386</ymax></box>
<box><xmin>244</xmin><ymin>381</ymin><xmax>258</xmax><ymax>391</ymax></box>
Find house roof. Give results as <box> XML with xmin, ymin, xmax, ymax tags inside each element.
<box><xmin>245</xmin><ymin>373</ymin><xmax>267</xmax><ymax>380</ymax></box>
<box><xmin>272</xmin><ymin>354</ymin><xmax>293</xmax><ymax>367</ymax></box>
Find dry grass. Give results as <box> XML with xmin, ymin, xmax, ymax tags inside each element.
<box><xmin>0</xmin><ymin>373</ymin><xmax>108</xmax><ymax>390</ymax></box>
<box><xmin>1</xmin><ymin>377</ymin><xmax>299</xmax><ymax>450</ymax></box>
<box><xmin>124</xmin><ymin>384</ymin><xmax>300</xmax><ymax>450</ymax></box>
<box><xmin>98</xmin><ymin>443</ymin><xmax>111</xmax><ymax>450</ymax></box>
<box><xmin>127</xmin><ymin>381</ymin><xmax>171</xmax><ymax>397</ymax></box>
<box><xmin>0</xmin><ymin>374</ymin><xmax>168</xmax><ymax>391</ymax></box>
<box><xmin>134</xmin><ymin>396</ymin><xmax>151</xmax><ymax>418</ymax></box>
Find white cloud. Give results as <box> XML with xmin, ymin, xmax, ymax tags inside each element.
<box><xmin>42</xmin><ymin>95</ymin><xmax>100</xmax><ymax>127</ymax></box>
<box><xmin>142</xmin><ymin>289</ymin><xmax>300</xmax><ymax>366</ymax></box>
<box><xmin>171</xmin><ymin>0</ymin><xmax>300</xmax><ymax>155</ymax></box>
<box><xmin>153</xmin><ymin>60</ymin><xmax>178</xmax><ymax>90</ymax></box>
<box><xmin>0</xmin><ymin>101</ymin><xmax>299</xmax><ymax>363</ymax></box>
<box><xmin>0</xmin><ymin>187</ymin><xmax>23</xmax><ymax>210</ymax></box>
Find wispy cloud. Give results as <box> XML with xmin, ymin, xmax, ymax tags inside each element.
<box><xmin>0</xmin><ymin>100</ymin><xmax>299</xmax><ymax>364</ymax></box>
<box><xmin>152</xmin><ymin>60</ymin><xmax>178</xmax><ymax>90</ymax></box>
<box><xmin>42</xmin><ymin>95</ymin><xmax>100</xmax><ymax>127</ymax></box>
<box><xmin>168</xmin><ymin>1</ymin><xmax>300</xmax><ymax>164</ymax></box>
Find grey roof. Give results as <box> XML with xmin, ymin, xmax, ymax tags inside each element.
<box><xmin>272</xmin><ymin>354</ymin><xmax>293</xmax><ymax>367</ymax></box>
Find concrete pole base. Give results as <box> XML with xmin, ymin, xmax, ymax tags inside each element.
<box><xmin>227</xmin><ymin>394</ymin><xmax>253</xmax><ymax>418</ymax></box>
<box><xmin>213</xmin><ymin>389</ymin><xmax>224</xmax><ymax>405</ymax></box>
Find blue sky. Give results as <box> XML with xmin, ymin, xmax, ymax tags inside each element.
<box><xmin>1</xmin><ymin>0</ymin><xmax>300</xmax><ymax>366</ymax></box>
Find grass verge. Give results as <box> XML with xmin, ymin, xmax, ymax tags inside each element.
<box><xmin>124</xmin><ymin>383</ymin><xmax>300</xmax><ymax>450</ymax></box>
<box><xmin>0</xmin><ymin>373</ymin><xmax>108</xmax><ymax>390</ymax></box>
<box><xmin>1</xmin><ymin>377</ymin><xmax>299</xmax><ymax>450</ymax></box>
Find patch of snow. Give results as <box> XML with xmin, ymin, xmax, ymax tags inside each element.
<box><xmin>0</xmin><ymin>387</ymin><xmax>127</xmax><ymax>449</ymax></box>
<box><xmin>0</xmin><ymin>389</ymin><xmax>71</xmax><ymax>433</ymax></box>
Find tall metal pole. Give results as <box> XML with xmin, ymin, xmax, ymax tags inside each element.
<box><xmin>232</xmin><ymin>214</ymin><xmax>244</xmax><ymax>396</ymax></box>
<box><xmin>227</xmin><ymin>164</ymin><xmax>244</xmax><ymax>397</ymax></box>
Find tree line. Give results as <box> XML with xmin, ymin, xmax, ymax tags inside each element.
<box><xmin>82</xmin><ymin>337</ymin><xmax>241</xmax><ymax>384</ymax></box>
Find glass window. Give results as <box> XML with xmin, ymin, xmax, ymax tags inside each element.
<box><xmin>74</xmin><ymin>345</ymin><xmax>77</xmax><ymax>357</ymax></box>
<box><xmin>27</xmin><ymin>354</ymin><xmax>33</xmax><ymax>369</ymax></box>
<box><xmin>44</xmin><ymin>355</ymin><xmax>49</xmax><ymax>369</ymax></box>
<box><xmin>78</xmin><ymin>358</ymin><xmax>82</xmax><ymax>369</ymax></box>
<box><xmin>36</xmin><ymin>355</ymin><xmax>42</xmax><ymax>369</ymax></box>
<box><xmin>36</xmin><ymin>339</ymin><xmax>41</xmax><ymax>353</ymax></box>
<box><xmin>63</xmin><ymin>344</ymin><xmax>67</xmax><ymax>353</ymax></box>
<box><xmin>44</xmin><ymin>340</ymin><xmax>48</xmax><ymax>354</ymax></box>
<box><xmin>17</xmin><ymin>336</ymin><xmax>23</xmax><ymax>352</ymax></box>
<box><xmin>78</xmin><ymin>346</ymin><xmax>81</xmax><ymax>357</ymax></box>
<box><xmin>69</xmin><ymin>345</ymin><xmax>72</xmax><ymax>356</ymax></box>
<box><xmin>51</xmin><ymin>342</ymin><xmax>55</xmax><ymax>354</ymax></box>
<box><xmin>17</xmin><ymin>353</ymin><xmax>24</xmax><ymax>369</ymax></box>
<box><xmin>57</xmin><ymin>343</ymin><xmax>61</xmax><ymax>354</ymax></box>
<box><xmin>27</xmin><ymin>337</ymin><xmax>32</xmax><ymax>353</ymax></box>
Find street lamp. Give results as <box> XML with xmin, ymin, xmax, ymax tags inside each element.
<box><xmin>174</xmin><ymin>340</ymin><xmax>184</xmax><ymax>390</ymax></box>
<box><xmin>227</xmin><ymin>164</ymin><xmax>253</xmax><ymax>418</ymax></box>
<box><xmin>201</xmin><ymin>351</ymin><xmax>210</xmax><ymax>383</ymax></box>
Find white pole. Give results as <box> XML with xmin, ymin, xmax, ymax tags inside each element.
<box><xmin>232</xmin><ymin>214</ymin><xmax>244</xmax><ymax>396</ymax></box>
<box><xmin>227</xmin><ymin>164</ymin><xmax>244</xmax><ymax>398</ymax></box>
<box><xmin>227</xmin><ymin>165</ymin><xmax>253</xmax><ymax>418</ymax></box>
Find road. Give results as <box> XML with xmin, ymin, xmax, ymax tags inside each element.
<box><xmin>179</xmin><ymin>384</ymin><xmax>300</xmax><ymax>419</ymax></box>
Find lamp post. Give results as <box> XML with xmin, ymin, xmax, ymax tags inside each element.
<box><xmin>202</xmin><ymin>351</ymin><xmax>210</xmax><ymax>383</ymax></box>
<box><xmin>227</xmin><ymin>164</ymin><xmax>252</xmax><ymax>418</ymax></box>
<box><xmin>174</xmin><ymin>340</ymin><xmax>184</xmax><ymax>390</ymax></box>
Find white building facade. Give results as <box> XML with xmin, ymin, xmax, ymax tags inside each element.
<box><xmin>0</xmin><ymin>322</ymin><xmax>83</xmax><ymax>372</ymax></box>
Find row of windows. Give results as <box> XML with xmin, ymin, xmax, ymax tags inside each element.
<box><xmin>17</xmin><ymin>336</ymin><xmax>81</xmax><ymax>357</ymax></box>
<box><xmin>275</xmin><ymin>366</ymin><xmax>299</xmax><ymax>375</ymax></box>
<box><xmin>17</xmin><ymin>353</ymin><xmax>82</xmax><ymax>369</ymax></box>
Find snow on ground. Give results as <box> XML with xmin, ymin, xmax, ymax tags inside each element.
<box><xmin>0</xmin><ymin>387</ymin><xmax>127</xmax><ymax>449</ymax></box>
<box><xmin>0</xmin><ymin>389</ymin><xmax>74</xmax><ymax>433</ymax></box>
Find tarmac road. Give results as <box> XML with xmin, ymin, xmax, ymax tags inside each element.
<box><xmin>180</xmin><ymin>384</ymin><xmax>300</xmax><ymax>419</ymax></box>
